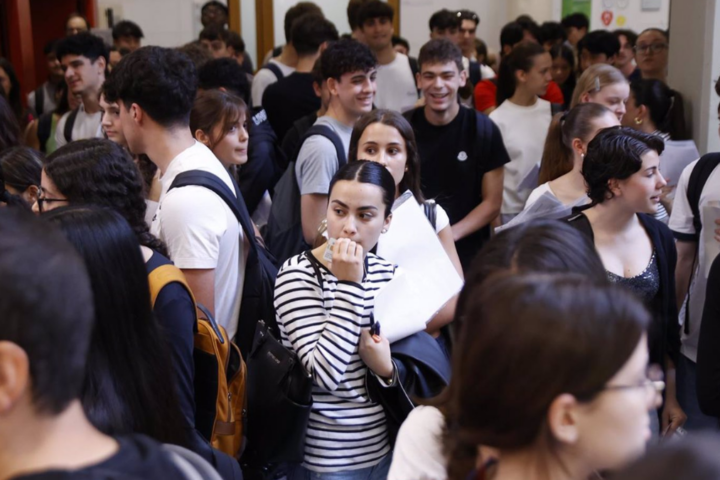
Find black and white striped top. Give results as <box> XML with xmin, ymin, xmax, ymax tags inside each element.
<box><xmin>274</xmin><ymin>251</ymin><xmax>396</xmax><ymax>473</ymax></box>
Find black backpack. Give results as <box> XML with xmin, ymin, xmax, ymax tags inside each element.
<box><xmin>261</xmin><ymin>62</ymin><xmax>284</xmax><ymax>81</ymax></box>
<box><xmin>169</xmin><ymin>170</ymin><xmax>280</xmax><ymax>359</ymax></box>
<box><xmin>63</xmin><ymin>108</ymin><xmax>80</xmax><ymax>143</ymax></box>
<box><xmin>265</xmin><ymin>124</ymin><xmax>347</xmax><ymax>265</ymax></box>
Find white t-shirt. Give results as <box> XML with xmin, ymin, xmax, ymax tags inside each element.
<box><xmin>375</xmin><ymin>53</ymin><xmax>419</xmax><ymax>113</ymax></box>
<box><xmin>54</xmin><ymin>103</ymin><xmax>103</xmax><ymax>148</ymax></box>
<box><xmin>669</xmin><ymin>159</ymin><xmax>720</xmax><ymax>362</ymax></box>
<box><xmin>525</xmin><ymin>182</ymin><xmax>554</xmax><ymax>208</ymax></box>
<box><xmin>250</xmin><ymin>59</ymin><xmax>295</xmax><ymax>107</ymax></box>
<box><xmin>490</xmin><ymin>99</ymin><xmax>552</xmax><ymax>215</ymax></box>
<box><xmin>389</xmin><ymin>406</ymin><xmax>447</xmax><ymax>480</ymax></box>
<box><xmin>150</xmin><ymin>142</ymin><xmax>245</xmax><ymax>339</ymax></box>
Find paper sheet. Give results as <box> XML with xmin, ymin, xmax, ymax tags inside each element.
<box><xmin>661</xmin><ymin>141</ymin><xmax>700</xmax><ymax>188</ymax></box>
<box><xmin>495</xmin><ymin>191</ymin><xmax>585</xmax><ymax>233</ymax></box>
<box><xmin>702</xmin><ymin>201</ymin><xmax>720</xmax><ymax>277</ymax></box>
<box><xmin>518</xmin><ymin>162</ymin><xmax>540</xmax><ymax>191</ymax></box>
<box><xmin>375</xmin><ymin>196</ymin><xmax>463</xmax><ymax>343</ymax></box>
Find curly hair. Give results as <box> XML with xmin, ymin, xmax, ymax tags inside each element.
<box><xmin>56</xmin><ymin>32</ymin><xmax>108</xmax><ymax>64</ymax></box>
<box><xmin>44</xmin><ymin>139</ymin><xmax>168</xmax><ymax>257</ymax></box>
<box><xmin>103</xmin><ymin>46</ymin><xmax>197</xmax><ymax>128</ymax></box>
<box><xmin>320</xmin><ymin>38</ymin><xmax>377</xmax><ymax>81</ymax></box>
<box><xmin>418</xmin><ymin>38</ymin><xmax>463</xmax><ymax>73</ymax></box>
<box><xmin>582</xmin><ymin>126</ymin><xmax>665</xmax><ymax>205</ymax></box>
<box><xmin>197</xmin><ymin>57</ymin><xmax>250</xmax><ymax>103</ymax></box>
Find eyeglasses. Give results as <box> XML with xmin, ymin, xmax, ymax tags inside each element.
<box><xmin>603</xmin><ymin>364</ymin><xmax>665</xmax><ymax>398</ymax></box>
<box><xmin>37</xmin><ymin>191</ymin><xmax>67</xmax><ymax>213</ymax></box>
<box><xmin>634</xmin><ymin>43</ymin><xmax>668</xmax><ymax>54</ymax></box>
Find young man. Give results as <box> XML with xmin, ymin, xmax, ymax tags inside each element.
<box><xmin>346</xmin><ymin>0</ymin><xmax>370</xmax><ymax>42</ymax></box>
<box><xmin>457</xmin><ymin>9</ymin><xmax>479</xmax><ymax>60</ymax></box>
<box><xmin>577</xmin><ymin>30</ymin><xmax>620</xmax><ymax>72</ymax></box>
<box><xmin>251</xmin><ymin>2</ymin><xmax>322</xmax><ymax>107</ymax></box>
<box><xmin>0</xmin><ymin>209</ymin><xmax>194</xmax><ymax>479</ymax></box>
<box><xmin>112</xmin><ymin>20</ymin><xmax>144</xmax><ymax>52</ymax></box>
<box><xmin>429</xmin><ymin>9</ymin><xmax>461</xmax><ymax>44</ymax></box>
<box><xmin>614</xmin><ymin>29</ymin><xmax>641</xmax><ymax>80</ymax></box>
<box><xmin>295</xmin><ymin>39</ymin><xmax>377</xmax><ymax>246</ymax></box>
<box><xmin>405</xmin><ymin>39</ymin><xmax>509</xmax><ymax>270</ymax></box>
<box><xmin>104</xmin><ymin>46</ymin><xmax>246</xmax><ymax>340</ymax></box>
<box><xmin>224</xmin><ymin>30</ymin><xmax>247</xmax><ymax>66</ymax></box>
<box><xmin>473</xmin><ymin>22</ymin><xmax>563</xmax><ymax>114</ymax></box>
<box><xmin>54</xmin><ymin>32</ymin><xmax>106</xmax><ymax>147</ymax></box>
<box><xmin>199</xmin><ymin>24</ymin><xmax>231</xmax><ymax>59</ymax></box>
<box><xmin>358</xmin><ymin>0</ymin><xmax>417</xmax><ymax>112</ymax></box>
<box><xmin>561</xmin><ymin>12</ymin><xmax>589</xmax><ymax>49</ymax></box>
<box><xmin>201</xmin><ymin>0</ymin><xmax>228</xmax><ymax>29</ymax></box>
<box><xmin>198</xmin><ymin>57</ymin><xmax>250</xmax><ymax>102</ymax></box>
<box><xmin>539</xmin><ymin>21</ymin><xmax>567</xmax><ymax>51</ymax></box>
<box><xmin>262</xmin><ymin>13</ymin><xmax>338</xmax><ymax>140</ymax></box>
<box><xmin>27</xmin><ymin>39</ymin><xmax>64</xmax><ymax>116</ymax></box>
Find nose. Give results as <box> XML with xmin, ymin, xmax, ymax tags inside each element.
<box><xmin>342</xmin><ymin>216</ymin><xmax>358</xmax><ymax>236</ymax></box>
<box><xmin>239</xmin><ymin>126</ymin><xmax>249</xmax><ymax>142</ymax></box>
<box><xmin>657</xmin><ymin>171</ymin><xmax>668</xmax><ymax>188</ymax></box>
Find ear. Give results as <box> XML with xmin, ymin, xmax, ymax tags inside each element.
<box><xmin>319</xmin><ymin>41</ymin><xmax>330</xmax><ymax>53</ymax></box>
<box><xmin>327</xmin><ymin>77</ymin><xmax>339</xmax><ymax>97</ymax></box>
<box><xmin>22</xmin><ymin>185</ymin><xmax>39</xmax><ymax>206</ymax></box>
<box><xmin>95</xmin><ymin>55</ymin><xmax>107</xmax><ymax>75</ymax></box>
<box><xmin>130</xmin><ymin>103</ymin><xmax>143</xmax><ymax>126</ymax></box>
<box><xmin>415</xmin><ymin>71</ymin><xmax>422</xmax><ymax>91</ymax></box>
<box><xmin>580</xmin><ymin>91</ymin><xmax>591</xmax><ymax>104</ymax></box>
<box><xmin>515</xmin><ymin>68</ymin><xmax>527</xmax><ymax>85</ymax></box>
<box><xmin>637</xmin><ymin>104</ymin><xmax>649</xmax><ymax>122</ymax></box>
<box><xmin>235</xmin><ymin>52</ymin><xmax>245</xmax><ymax>65</ymax></box>
<box><xmin>0</xmin><ymin>342</ymin><xmax>30</xmax><ymax>415</ymax></box>
<box><xmin>502</xmin><ymin>45</ymin><xmax>513</xmax><ymax>57</ymax></box>
<box><xmin>546</xmin><ymin>393</ymin><xmax>581</xmax><ymax>445</ymax></box>
<box><xmin>571</xmin><ymin>137</ymin><xmax>585</xmax><ymax>157</ymax></box>
<box><xmin>382</xmin><ymin>213</ymin><xmax>393</xmax><ymax>233</ymax></box>
<box><xmin>218</xmin><ymin>86</ymin><xmax>228</xmax><ymax>93</ymax></box>
<box><xmin>194</xmin><ymin>129</ymin><xmax>212</xmax><ymax>147</ymax></box>
<box><xmin>607</xmin><ymin>54</ymin><xmax>617</xmax><ymax>65</ymax></box>
<box><xmin>458</xmin><ymin>68</ymin><xmax>468</xmax><ymax>88</ymax></box>
<box><xmin>608</xmin><ymin>178</ymin><xmax>622</xmax><ymax>198</ymax></box>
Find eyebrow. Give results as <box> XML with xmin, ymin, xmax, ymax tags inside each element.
<box><xmin>331</xmin><ymin>200</ymin><xmax>378</xmax><ymax>211</ymax></box>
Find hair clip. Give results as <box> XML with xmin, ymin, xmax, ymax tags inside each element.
<box><xmin>593</xmin><ymin>76</ymin><xmax>601</xmax><ymax>92</ymax></box>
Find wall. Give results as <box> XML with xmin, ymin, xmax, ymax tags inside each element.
<box><xmin>589</xmin><ymin>0</ymin><xmax>669</xmax><ymax>32</ymax></box>
<box><xmin>273</xmin><ymin>0</ymin><xmax>351</xmax><ymax>46</ymax></box>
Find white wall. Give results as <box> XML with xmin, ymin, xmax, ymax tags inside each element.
<box><xmin>590</xmin><ymin>0</ymin><xmax>669</xmax><ymax>32</ymax></box>
<box><xmin>273</xmin><ymin>0</ymin><xmax>352</xmax><ymax>46</ymax></box>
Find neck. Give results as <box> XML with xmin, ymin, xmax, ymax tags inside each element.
<box><xmin>619</xmin><ymin>61</ymin><xmax>636</xmax><ymax>77</ymax></box>
<box><xmin>374</xmin><ymin>44</ymin><xmax>396</xmax><ymax>65</ymax></box>
<box><xmin>0</xmin><ymin>400</ymin><xmax>119</xmax><ymax>480</ymax></box>
<box><xmin>81</xmin><ymin>84</ymin><xmax>103</xmax><ymax>114</ymax></box>
<box><xmin>558</xmin><ymin>158</ymin><xmax>588</xmax><ymax>195</ymax></box>
<box><xmin>423</xmin><ymin>100</ymin><xmax>460</xmax><ymax>126</ymax></box>
<box><xmin>494</xmin><ymin>447</ymin><xmax>589</xmax><ymax>480</ymax></box>
<box><xmin>640</xmin><ymin>121</ymin><xmax>657</xmax><ymax>135</ymax></box>
<box><xmin>462</xmin><ymin>46</ymin><xmax>475</xmax><ymax>60</ymax></box>
<box><xmin>509</xmin><ymin>88</ymin><xmax>538</xmax><ymax>107</ymax></box>
<box><xmin>142</xmin><ymin>125</ymin><xmax>197</xmax><ymax>175</ymax></box>
<box><xmin>296</xmin><ymin>53</ymin><xmax>319</xmax><ymax>73</ymax></box>
<box><xmin>277</xmin><ymin>44</ymin><xmax>298</xmax><ymax>68</ymax></box>
<box><xmin>641</xmin><ymin>69</ymin><xmax>667</xmax><ymax>83</ymax></box>
<box><xmin>325</xmin><ymin>101</ymin><xmax>358</xmax><ymax>128</ymax></box>
<box><xmin>584</xmin><ymin>199</ymin><xmax>638</xmax><ymax>234</ymax></box>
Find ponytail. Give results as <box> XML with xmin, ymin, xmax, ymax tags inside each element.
<box><xmin>629</xmin><ymin>79</ymin><xmax>689</xmax><ymax>140</ymax></box>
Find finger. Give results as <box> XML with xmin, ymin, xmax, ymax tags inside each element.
<box><xmin>354</xmin><ymin>242</ymin><xmax>364</xmax><ymax>260</ymax></box>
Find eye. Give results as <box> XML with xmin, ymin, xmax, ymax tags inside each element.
<box><xmin>359</xmin><ymin>213</ymin><xmax>374</xmax><ymax>220</ymax></box>
<box><xmin>364</xmin><ymin>146</ymin><xmax>377</xmax><ymax>155</ymax></box>
<box><xmin>388</xmin><ymin>148</ymin><xmax>400</xmax><ymax>155</ymax></box>
<box><xmin>334</xmin><ymin>208</ymin><xmax>345</xmax><ymax>216</ymax></box>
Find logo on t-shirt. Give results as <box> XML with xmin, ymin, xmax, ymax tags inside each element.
<box><xmin>457</xmin><ymin>151</ymin><xmax>468</xmax><ymax>162</ymax></box>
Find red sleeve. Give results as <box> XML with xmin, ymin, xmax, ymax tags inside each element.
<box><xmin>474</xmin><ymin>80</ymin><xmax>497</xmax><ymax>112</ymax></box>
<box><xmin>541</xmin><ymin>81</ymin><xmax>564</xmax><ymax>104</ymax></box>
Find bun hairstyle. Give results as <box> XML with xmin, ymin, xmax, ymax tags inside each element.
<box><xmin>582</xmin><ymin>126</ymin><xmax>665</xmax><ymax>205</ymax></box>
<box><xmin>570</xmin><ymin>63</ymin><xmax>627</xmax><ymax>108</ymax></box>
<box><xmin>539</xmin><ymin>103</ymin><xmax>614</xmax><ymax>184</ymax></box>
<box><xmin>629</xmin><ymin>78</ymin><xmax>688</xmax><ymax>140</ymax></box>
<box><xmin>329</xmin><ymin>160</ymin><xmax>396</xmax><ymax>218</ymax></box>
<box><xmin>444</xmin><ymin>272</ymin><xmax>650</xmax><ymax>480</ymax></box>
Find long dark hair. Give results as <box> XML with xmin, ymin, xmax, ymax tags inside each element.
<box><xmin>0</xmin><ymin>95</ymin><xmax>21</xmax><ymax>151</ymax></box>
<box><xmin>630</xmin><ymin>79</ymin><xmax>688</xmax><ymax>140</ymax></box>
<box><xmin>445</xmin><ymin>273</ymin><xmax>649</xmax><ymax>480</ymax></box>
<box><xmin>44</xmin><ymin>139</ymin><xmax>168</xmax><ymax>257</ymax></box>
<box><xmin>43</xmin><ymin>206</ymin><xmax>186</xmax><ymax>446</ymax></box>
<box><xmin>539</xmin><ymin>103</ymin><xmax>614</xmax><ymax>184</ymax></box>
<box><xmin>329</xmin><ymin>160</ymin><xmax>396</xmax><ymax>218</ymax></box>
<box><xmin>348</xmin><ymin>109</ymin><xmax>424</xmax><ymax>202</ymax></box>
<box><xmin>0</xmin><ymin>58</ymin><xmax>23</xmax><ymax>124</ymax></box>
<box><xmin>550</xmin><ymin>42</ymin><xmax>575</xmax><ymax>88</ymax></box>
<box><xmin>0</xmin><ymin>147</ymin><xmax>43</xmax><ymax>209</ymax></box>
<box><xmin>496</xmin><ymin>41</ymin><xmax>547</xmax><ymax>105</ymax></box>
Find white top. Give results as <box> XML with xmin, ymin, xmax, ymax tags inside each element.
<box><xmin>54</xmin><ymin>103</ymin><xmax>103</xmax><ymax>148</ymax></box>
<box><xmin>250</xmin><ymin>59</ymin><xmax>295</xmax><ymax>107</ymax></box>
<box><xmin>669</xmin><ymin>159</ymin><xmax>720</xmax><ymax>361</ymax></box>
<box><xmin>150</xmin><ymin>141</ymin><xmax>245</xmax><ymax>339</ymax></box>
<box><xmin>525</xmin><ymin>182</ymin><xmax>554</xmax><ymax>208</ymax></box>
<box><xmin>374</xmin><ymin>53</ymin><xmax>419</xmax><ymax>113</ymax></box>
<box><xmin>388</xmin><ymin>406</ymin><xmax>447</xmax><ymax>480</ymax></box>
<box><xmin>490</xmin><ymin>99</ymin><xmax>552</xmax><ymax>215</ymax></box>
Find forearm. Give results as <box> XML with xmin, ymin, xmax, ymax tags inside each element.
<box><xmin>425</xmin><ymin>295</ymin><xmax>457</xmax><ymax>336</ymax></box>
<box><xmin>301</xmin><ymin>194</ymin><xmax>328</xmax><ymax>245</ymax></box>
<box><xmin>674</xmin><ymin>241</ymin><xmax>697</xmax><ymax>309</ymax></box>
<box><xmin>452</xmin><ymin>199</ymin><xmax>501</xmax><ymax>242</ymax></box>
<box><xmin>181</xmin><ymin>268</ymin><xmax>216</xmax><ymax>317</ymax></box>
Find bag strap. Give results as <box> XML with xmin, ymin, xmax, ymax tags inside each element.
<box><xmin>299</xmin><ymin>124</ymin><xmax>348</xmax><ymax>168</ymax></box>
<box><xmin>687</xmin><ymin>153</ymin><xmax>720</xmax><ymax>240</ymax></box>
<box><xmin>148</xmin><ymin>264</ymin><xmax>194</xmax><ymax>307</ymax></box>
<box><xmin>468</xmin><ymin>61</ymin><xmax>482</xmax><ymax>86</ymax></box>
<box><xmin>262</xmin><ymin>62</ymin><xmax>284</xmax><ymax>81</ymax></box>
<box><xmin>64</xmin><ymin>108</ymin><xmax>79</xmax><ymax>143</ymax></box>
<box><xmin>37</xmin><ymin>113</ymin><xmax>53</xmax><ymax>153</ymax></box>
<box><xmin>35</xmin><ymin>86</ymin><xmax>45</xmax><ymax>115</ymax></box>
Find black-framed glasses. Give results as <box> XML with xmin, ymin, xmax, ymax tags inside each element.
<box><xmin>37</xmin><ymin>191</ymin><xmax>67</xmax><ymax>213</ymax></box>
<box><xmin>634</xmin><ymin>43</ymin><xmax>668</xmax><ymax>54</ymax></box>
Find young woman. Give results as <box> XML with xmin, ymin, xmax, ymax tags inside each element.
<box><xmin>550</xmin><ymin>43</ymin><xmax>576</xmax><ymax>110</ymax></box>
<box><xmin>348</xmin><ymin>109</ymin><xmax>462</xmax><ymax>337</ymax></box>
<box><xmin>570</xmin><ymin>63</ymin><xmax>629</xmax><ymax>122</ymax></box>
<box><xmin>24</xmin><ymin>80</ymin><xmax>75</xmax><ymax>154</ymax></box>
<box><xmin>0</xmin><ymin>147</ymin><xmax>43</xmax><ymax>208</ymax></box>
<box><xmin>635</xmin><ymin>28</ymin><xmax>669</xmax><ymax>83</ymax></box>
<box><xmin>0</xmin><ymin>95</ymin><xmax>21</xmax><ymax>151</ymax></box>
<box><xmin>489</xmin><ymin>41</ymin><xmax>554</xmax><ymax>222</ymax></box>
<box><xmin>566</xmin><ymin>126</ymin><xmax>686</xmax><ymax>437</ymax></box>
<box><xmin>388</xmin><ymin>220</ymin><xmax>608</xmax><ymax>480</ymax></box>
<box><xmin>444</xmin><ymin>273</ymin><xmax>658</xmax><ymax>480</ymax></box>
<box><xmin>276</xmin><ymin>161</ymin><xmax>397</xmax><ymax>479</ymax></box>
<box><xmin>43</xmin><ymin>206</ymin><xmax>186</xmax><ymax>446</ymax></box>
<box><xmin>527</xmin><ymin>103</ymin><xmax>619</xmax><ymax>208</ymax></box>
<box><xmin>0</xmin><ymin>58</ymin><xmax>32</xmax><ymax>129</ymax></box>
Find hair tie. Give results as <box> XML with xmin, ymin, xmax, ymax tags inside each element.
<box><xmin>560</xmin><ymin>110</ymin><xmax>569</xmax><ymax>123</ymax></box>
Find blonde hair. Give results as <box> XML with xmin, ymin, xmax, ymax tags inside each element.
<box><xmin>570</xmin><ymin>64</ymin><xmax>627</xmax><ymax>108</ymax></box>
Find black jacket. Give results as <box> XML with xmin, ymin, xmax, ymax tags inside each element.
<box><xmin>566</xmin><ymin>211</ymin><xmax>680</xmax><ymax>367</ymax></box>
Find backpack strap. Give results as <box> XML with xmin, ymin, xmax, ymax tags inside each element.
<box><xmin>262</xmin><ymin>62</ymin><xmax>284</xmax><ymax>81</ymax></box>
<box><xmin>468</xmin><ymin>61</ymin><xmax>482</xmax><ymax>86</ymax></box>
<box><xmin>423</xmin><ymin>200</ymin><xmax>437</xmax><ymax>231</ymax></box>
<box><xmin>687</xmin><ymin>153</ymin><xmax>720</xmax><ymax>240</ymax></box>
<box><xmin>63</xmin><ymin>108</ymin><xmax>79</xmax><ymax>143</ymax></box>
<box><xmin>148</xmin><ymin>264</ymin><xmax>195</xmax><ymax>307</ymax></box>
<box><xmin>474</xmin><ymin>111</ymin><xmax>493</xmax><ymax>169</ymax></box>
<box><xmin>300</xmin><ymin>124</ymin><xmax>347</xmax><ymax>167</ymax></box>
<box><xmin>37</xmin><ymin>113</ymin><xmax>53</xmax><ymax>153</ymax></box>
<box><xmin>35</xmin><ymin>86</ymin><xmax>45</xmax><ymax>116</ymax></box>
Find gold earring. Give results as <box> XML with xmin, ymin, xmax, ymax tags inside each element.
<box><xmin>634</xmin><ymin>117</ymin><xmax>643</xmax><ymax>125</ymax></box>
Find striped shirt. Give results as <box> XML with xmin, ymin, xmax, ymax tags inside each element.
<box><xmin>274</xmin><ymin>252</ymin><xmax>396</xmax><ymax>473</ymax></box>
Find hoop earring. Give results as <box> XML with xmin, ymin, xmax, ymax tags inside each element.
<box><xmin>634</xmin><ymin>117</ymin><xmax>643</xmax><ymax>125</ymax></box>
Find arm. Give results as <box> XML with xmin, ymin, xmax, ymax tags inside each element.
<box><xmin>675</xmin><ymin>240</ymin><xmax>697</xmax><ymax>310</ymax></box>
<box><xmin>425</xmin><ymin>225</ymin><xmax>463</xmax><ymax>335</ymax></box>
<box><xmin>181</xmin><ymin>268</ymin><xmax>216</xmax><ymax>317</ymax></box>
<box><xmin>301</xmin><ymin>194</ymin><xmax>328</xmax><ymax>245</ymax></box>
<box><xmin>54</xmin><ymin>112</ymin><xmax>68</xmax><ymax>148</ymax></box>
<box><xmin>662</xmin><ymin>356</ymin><xmax>687</xmax><ymax>435</ymax></box>
<box><xmin>451</xmin><ymin>166</ymin><xmax>503</xmax><ymax>242</ymax></box>
<box><xmin>24</xmin><ymin>120</ymin><xmax>40</xmax><ymax>151</ymax></box>
<box><xmin>697</xmin><ymin>255</ymin><xmax>720</xmax><ymax>416</ymax></box>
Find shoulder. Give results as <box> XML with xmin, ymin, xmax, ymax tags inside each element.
<box><xmin>366</xmin><ymin>253</ymin><xmax>396</xmax><ymax>278</ymax></box>
<box><xmin>639</xmin><ymin>213</ymin><xmax>675</xmax><ymax>243</ymax></box>
<box><xmin>526</xmin><ymin>183</ymin><xmax>552</xmax><ymax>207</ymax></box>
<box><xmin>390</xmin><ymin>406</ymin><xmax>447</xmax><ymax>480</ymax></box>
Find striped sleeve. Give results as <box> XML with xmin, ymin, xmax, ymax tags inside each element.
<box><xmin>274</xmin><ymin>258</ymin><xmax>368</xmax><ymax>392</ymax></box>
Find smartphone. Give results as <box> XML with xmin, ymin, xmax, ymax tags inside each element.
<box><xmin>323</xmin><ymin>238</ymin><xmax>337</xmax><ymax>262</ymax></box>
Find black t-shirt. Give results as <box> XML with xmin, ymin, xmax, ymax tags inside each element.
<box><xmin>406</xmin><ymin>106</ymin><xmax>510</xmax><ymax>268</ymax></box>
<box><xmin>10</xmin><ymin>435</ymin><xmax>185</xmax><ymax>480</ymax></box>
<box><xmin>262</xmin><ymin>72</ymin><xmax>320</xmax><ymax>143</ymax></box>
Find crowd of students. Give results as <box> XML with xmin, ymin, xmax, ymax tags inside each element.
<box><xmin>2</xmin><ymin>2</ymin><xmax>720</xmax><ymax>480</ymax></box>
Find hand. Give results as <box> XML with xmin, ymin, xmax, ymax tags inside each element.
<box><xmin>329</xmin><ymin>238</ymin><xmax>364</xmax><ymax>283</ymax></box>
<box><xmin>358</xmin><ymin>329</ymin><xmax>393</xmax><ymax>379</ymax></box>
<box><xmin>661</xmin><ymin>397</ymin><xmax>687</xmax><ymax>437</ymax></box>
<box><xmin>660</xmin><ymin>184</ymin><xmax>675</xmax><ymax>200</ymax></box>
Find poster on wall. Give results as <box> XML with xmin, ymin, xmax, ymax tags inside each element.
<box><xmin>589</xmin><ymin>0</ymin><xmax>668</xmax><ymax>31</ymax></box>
<box><xmin>562</xmin><ymin>0</ymin><xmax>592</xmax><ymax>18</ymax></box>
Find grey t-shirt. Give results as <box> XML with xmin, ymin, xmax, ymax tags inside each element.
<box><xmin>295</xmin><ymin>116</ymin><xmax>353</xmax><ymax>196</ymax></box>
